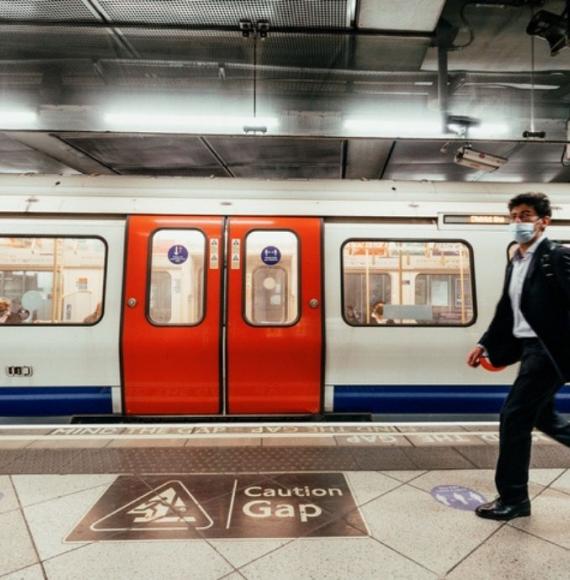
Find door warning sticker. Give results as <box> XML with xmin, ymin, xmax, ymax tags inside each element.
<box><xmin>209</xmin><ymin>238</ymin><xmax>220</xmax><ymax>269</ymax></box>
<box><xmin>231</xmin><ymin>239</ymin><xmax>240</xmax><ymax>269</ymax></box>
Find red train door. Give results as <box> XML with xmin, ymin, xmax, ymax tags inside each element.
<box><xmin>226</xmin><ymin>217</ymin><xmax>323</xmax><ymax>414</ymax></box>
<box><xmin>122</xmin><ymin>216</ymin><xmax>223</xmax><ymax>414</ymax></box>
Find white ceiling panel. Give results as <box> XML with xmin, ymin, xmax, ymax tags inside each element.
<box><xmin>358</xmin><ymin>0</ymin><xmax>446</xmax><ymax>31</ymax></box>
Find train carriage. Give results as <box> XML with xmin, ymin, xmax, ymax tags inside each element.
<box><xmin>1</xmin><ymin>175</ymin><xmax>570</xmax><ymax>418</ymax></box>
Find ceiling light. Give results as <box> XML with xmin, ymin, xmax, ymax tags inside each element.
<box><xmin>104</xmin><ymin>113</ymin><xmax>279</xmax><ymax>133</ymax></box>
<box><xmin>343</xmin><ymin>118</ymin><xmax>442</xmax><ymax>138</ymax></box>
<box><xmin>446</xmin><ymin>114</ymin><xmax>510</xmax><ymax>139</ymax></box>
<box><xmin>467</xmin><ymin>123</ymin><xmax>510</xmax><ymax>138</ymax></box>
<box><xmin>0</xmin><ymin>110</ymin><xmax>38</xmax><ymax>127</ymax></box>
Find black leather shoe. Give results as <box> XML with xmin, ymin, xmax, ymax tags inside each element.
<box><xmin>475</xmin><ymin>498</ymin><xmax>531</xmax><ymax>521</ymax></box>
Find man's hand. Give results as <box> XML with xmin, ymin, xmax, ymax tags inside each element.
<box><xmin>467</xmin><ymin>345</ymin><xmax>484</xmax><ymax>368</ymax></box>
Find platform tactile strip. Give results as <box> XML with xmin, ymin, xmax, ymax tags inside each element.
<box><xmin>0</xmin><ymin>444</ymin><xmax>567</xmax><ymax>475</ymax></box>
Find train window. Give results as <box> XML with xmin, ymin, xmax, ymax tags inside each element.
<box><xmin>0</xmin><ymin>237</ymin><xmax>106</xmax><ymax>325</ymax></box>
<box><xmin>148</xmin><ymin>229</ymin><xmax>205</xmax><ymax>326</ymax></box>
<box><xmin>342</xmin><ymin>240</ymin><xmax>475</xmax><ymax>326</ymax></box>
<box><xmin>244</xmin><ymin>230</ymin><xmax>299</xmax><ymax>326</ymax></box>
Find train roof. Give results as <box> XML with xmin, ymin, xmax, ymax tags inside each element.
<box><xmin>1</xmin><ymin>175</ymin><xmax>570</xmax><ymax>218</ymax></box>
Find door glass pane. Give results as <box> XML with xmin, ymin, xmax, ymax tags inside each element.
<box><xmin>149</xmin><ymin>229</ymin><xmax>205</xmax><ymax>325</ymax></box>
<box><xmin>245</xmin><ymin>231</ymin><xmax>299</xmax><ymax>325</ymax></box>
<box><xmin>0</xmin><ymin>237</ymin><xmax>106</xmax><ymax>325</ymax></box>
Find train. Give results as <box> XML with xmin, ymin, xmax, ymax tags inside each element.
<box><xmin>1</xmin><ymin>175</ymin><xmax>570</xmax><ymax>419</ymax></box>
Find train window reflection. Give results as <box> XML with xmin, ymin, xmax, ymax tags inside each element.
<box><xmin>149</xmin><ymin>229</ymin><xmax>205</xmax><ymax>325</ymax></box>
<box><xmin>342</xmin><ymin>240</ymin><xmax>475</xmax><ymax>326</ymax></box>
<box><xmin>245</xmin><ymin>231</ymin><xmax>299</xmax><ymax>325</ymax></box>
<box><xmin>0</xmin><ymin>237</ymin><xmax>106</xmax><ymax>325</ymax></box>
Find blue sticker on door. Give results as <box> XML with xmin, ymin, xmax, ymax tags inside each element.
<box><xmin>261</xmin><ymin>246</ymin><xmax>281</xmax><ymax>265</ymax></box>
<box><xmin>168</xmin><ymin>245</ymin><xmax>189</xmax><ymax>265</ymax></box>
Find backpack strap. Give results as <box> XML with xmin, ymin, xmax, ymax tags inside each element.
<box><xmin>540</xmin><ymin>240</ymin><xmax>570</xmax><ymax>306</ymax></box>
<box><xmin>539</xmin><ymin>240</ymin><xmax>558</xmax><ymax>279</ymax></box>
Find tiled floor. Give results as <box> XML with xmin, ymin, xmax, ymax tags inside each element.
<box><xmin>0</xmin><ymin>424</ymin><xmax>570</xmax><ymax>579</ymax></box>
<box><xmin>2</xmin><ymin>468</ymin><xmax>570</xmax><ymax>579</ymax></box>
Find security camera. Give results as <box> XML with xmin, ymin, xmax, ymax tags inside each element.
<box><xmin>239</xmin><ymin>19</ymin><xmax>253</xmax><ymax>38</ymax></box>
<box><xmin>256</xmin><ymin>19</ymin><xmax>270</xmax><ymax>38</ymax></box>
<box><xmin>527</xmin><ymin>5</ymin><xmax>569</xmax><ymax>56</ymax></box>
<box><xmin>454</xmin><ymin>146</ymin><xmax>508</xmax><ymax>171</ymax></box>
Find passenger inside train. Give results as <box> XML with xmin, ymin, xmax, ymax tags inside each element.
<box><xmin>0</xmin><ymin>296</ymin><xmax>10</xmax><ymax>323</ymax></box>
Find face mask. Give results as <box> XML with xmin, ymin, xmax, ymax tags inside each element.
<box><xmin>509</xmin><ymin>222</ymin><xmax>536</xmax><ymax>244</ymax></box>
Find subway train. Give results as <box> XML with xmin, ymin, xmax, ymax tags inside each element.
<box><xmin>1</xmin><ymin>175</ymin><xmax>570</xmax><ymax>419</ymax></box>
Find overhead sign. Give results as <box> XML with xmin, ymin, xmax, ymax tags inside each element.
<box><xmin>67</xmin><ymin>473</ymin><xmax>367</xmax><ymax>541</ymax></box>
<box><xmin>443</xmin><ymin>215</ymin><xmax>509</xmax><ymax>225</ymax></box>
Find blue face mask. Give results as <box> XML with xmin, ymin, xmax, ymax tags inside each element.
<box><xmin>509</xmin><ymin>222</ymin><xmax>536</xmax><ymax>244</ymax></box>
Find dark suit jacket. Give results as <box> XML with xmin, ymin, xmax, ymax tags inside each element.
<box><xmin>479</xmin><ymin>238</ymin><xmax>570</xmax><ymax>381</ymax></box>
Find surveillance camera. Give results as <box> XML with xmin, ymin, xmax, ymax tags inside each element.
<box><xmin>527</xmin><ymin>9</ymin><xmax>569</xmax><ymax>56</ymax></box>
<box><xmin>239</xmin><ymin>19</ymin><xmax>253</xmax><ymax>38</ymax></box>
<box><xmin>454</xmin><ymin>146</ymin><xmax>508</xmax><ymax>171</ymax></box>
<box><xmin>256</xmin><ymin>19</ymin><xmax>270</xmax><ymax>38</ymax></box>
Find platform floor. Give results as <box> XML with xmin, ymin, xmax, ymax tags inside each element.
<box><xmin>1</xmin><ymin>423</ymin><xmax>570</xmax><ymax>579</ymax></box>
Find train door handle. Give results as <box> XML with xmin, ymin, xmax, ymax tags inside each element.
<box><xmin>308</xmin><ymin>298</ymin><xmax>320</xmax><ymax>309</ymax></box>
<box><xmin>127</xmin><ymin>298</ymin><xmax>137</xmax><ymax>308</ymax></box>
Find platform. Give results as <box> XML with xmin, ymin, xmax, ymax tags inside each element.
<box><xmin>1</xmin><ymin>422</ymin><xmax>570</xmax><ymax>579</ymax></box>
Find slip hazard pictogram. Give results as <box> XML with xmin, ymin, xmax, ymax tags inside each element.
<box><xmin>90</xmin><ymin>481</ymin><xmax>213</xmax><ymax>533</ymax></box>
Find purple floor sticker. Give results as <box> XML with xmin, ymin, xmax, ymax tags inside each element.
<box><xmin>431</xmin><ymin>485</ymin><xmax>486</xmax><ymax>511</ymax></box>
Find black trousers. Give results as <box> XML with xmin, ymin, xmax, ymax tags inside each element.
<box><xmin>496</xmin><ymin>337</ymin><xmax>570</xmax><ymax>504</ymax></box>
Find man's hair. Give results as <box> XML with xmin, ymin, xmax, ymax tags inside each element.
<box><xmin>508</xmin><ymin>192</ymin><xmax>552</xmax><ymax>218</ymax></box>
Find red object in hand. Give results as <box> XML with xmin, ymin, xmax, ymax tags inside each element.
<box><xmin>480</xmin><ymin>356</ymin><xmax>506</xmax><ymax>372</ymax></box>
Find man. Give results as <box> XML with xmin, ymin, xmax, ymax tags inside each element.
<box><xmin>467</xmin><ymin>192</ymin><xmax>570</xmax><ymax>521</ymax></box>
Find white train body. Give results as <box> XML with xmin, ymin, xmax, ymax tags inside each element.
<box><xmin>1</xmin><ymin>176</ymin><xmax>569</xmax><ymax>417</ymax></box>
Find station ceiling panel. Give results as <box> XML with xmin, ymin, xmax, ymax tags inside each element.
<box><xmin>0</xmin><ymin>0</ymin><xmax>568</xmax><ymax>182</ymax></box>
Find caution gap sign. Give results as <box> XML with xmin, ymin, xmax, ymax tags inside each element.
<box><xmin>67</xmin><ymin>473</ymin><xmax>368</xmax><ymax>541</ymax></box>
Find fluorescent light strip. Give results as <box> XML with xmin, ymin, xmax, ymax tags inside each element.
<box><xmin>468</xmin><ymin>123</ymin><xmax>510</xmax><ymax>138</ymax></box>
<box><xmin>344</xmin><ymin>118</ymin><xmax>510</xmax><ymax>139</ymax></box>
<box><xmin>104</xmin><ymin>113</ymin><xmax>279</xmax><ymax>132</ymax></box>
<box><xmin>0</xmin><ymin>111</ymin><xmax>38</xmax><ymax>125</ymax></box>
<box><xmin>344</xmin><ymin>118</ymin><xmax>442</xmax><ymax>138</ymax></box>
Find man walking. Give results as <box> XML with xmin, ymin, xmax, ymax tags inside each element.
<box><xmin>467</xmin><ymin>192</ymin><xmax>570</xmax><ymax>521</ymax></box>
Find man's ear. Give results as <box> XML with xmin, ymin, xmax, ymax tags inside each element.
<box><xmin>541</xmin><ymin>216</ymin><xmax>551</xmax><ymax>229</ymax></box>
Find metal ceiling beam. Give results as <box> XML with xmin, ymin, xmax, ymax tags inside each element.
<box><xmin>0</xmin><ymin>58</ymin><xmax>566</xmax><ymax>87</ymax></box>
<box><xmin>344</xmin><ymin>139</ymin><xmax>394</xmax><ymax>179</ymax></box>
<box><xmin>199</xmin><ymin>138</ymin><xmax>236</xmax><ymax>177</ymax></box>
<box><xmin>79</xmin><ymin>0</ymin><xmax>140</xmax><ymax>59</ymax></box>
<box><xmin>0</xmin><ymin>19</ymin><xmax>434</xmax><ymax>38</ymax></box>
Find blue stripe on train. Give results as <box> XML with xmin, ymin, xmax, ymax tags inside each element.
<box><xmin>333</xmin><ymin>385</ymin><xmax>570</xmax><ymax>414</ymax></box>
<box><xmin>0</xmin><ymin>387</ymin><xmax>112</xmax><ymax>416</ymax></box>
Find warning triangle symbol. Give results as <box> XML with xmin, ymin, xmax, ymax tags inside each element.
<box><xmin>90</xmin><ymin>480</ymin><xmax>214</xmax><ymax>532</ymax></box>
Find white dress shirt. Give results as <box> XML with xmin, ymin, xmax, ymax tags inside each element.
<box><xmin>508</xmin><ymin>235</ymin><xmax>546</xmax><ymax>338</ymax></box>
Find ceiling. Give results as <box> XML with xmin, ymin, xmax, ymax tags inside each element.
<box><xmin>0</xmin><ymin>0</ymin><xmax>569</xmax><ymax>182</ymax></box>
